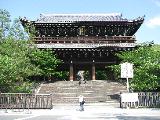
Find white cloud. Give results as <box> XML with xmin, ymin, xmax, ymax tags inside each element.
<box><xmin>146</xmin><ymin>16</ymin><xmax>160</xmax><ymax>28</ymax></box>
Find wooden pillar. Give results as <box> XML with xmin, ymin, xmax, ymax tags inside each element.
<box><xmin>69</xmin><ymin>61</ymin><xmax>73</xmax><ymax>81</ymax></box>
<box><xmin>73</xmin><ymin>67</ymin><xmax>77</xmax><ymax>81</ymax></box>
<box><xmin>92</xmin><ymin>60</ymin><xmax>96</xmax><ymax>80</ymax></box>
<box><xmin>89</xmin><ymin>70</ymin><xmax>92</xmax><ymax>80</ymax></box>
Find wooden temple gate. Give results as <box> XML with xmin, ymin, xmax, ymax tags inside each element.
<box><xmin>20</xmin><ymin>13</ymin><xmax>144</xmax><ymax>81</ymax></box>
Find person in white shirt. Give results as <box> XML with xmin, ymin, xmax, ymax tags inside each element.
<box><xmin>79</xmin><ymin>95</ymin><xmax>85</xmax><ymax>111</ymax></box>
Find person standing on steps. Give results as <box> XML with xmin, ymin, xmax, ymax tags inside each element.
<box><xmin>79</xmin><ymin>95</ymin><xmax>85</xmax><ymax>111</ymax></box>
<box><xmin>78</xmin><ymin>71</ymin><xmax>86</xmax><ymax>86</ymax></box>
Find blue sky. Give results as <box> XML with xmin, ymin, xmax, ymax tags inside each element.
<box><xmin>1</xmin><ymin>0</ymin><xmax>160</xmax><ymax>44</ymax></box>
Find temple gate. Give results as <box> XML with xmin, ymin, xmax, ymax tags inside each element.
<box><xmin>20</xmin><ymin>13</ymin><xmax>144</xmax><ymax>81</ymax></box>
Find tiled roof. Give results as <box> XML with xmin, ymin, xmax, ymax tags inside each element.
<box><xmin>35</xmin><ymin>13</ymin><xmax>129</xmax><ymax>23</ymax></box>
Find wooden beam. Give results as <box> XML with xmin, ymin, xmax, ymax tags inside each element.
<box><xmin>69</xmin><ymin>61</ymin><xmax>74</xmax><ymax>81</ymax></box>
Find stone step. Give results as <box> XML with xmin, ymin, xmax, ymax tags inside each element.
<box><xmin>38</xmin><ymin>80</ymin><xmax>127</xmax><ymax>104</ymax></box>
<box><xmin>52</xmin><ymin>102</ymin><xmax>120</xmax><ymax>108</ymax></box>
<box><xmin>53</xmin><ymin>94</ymin><xmax>113</xmax><ymax>98</ymax></box>
<box><xmin>58</xmin><ymin>96</ymin><xmax>108</xmax><ymax>99</ymax></box>
<box><xmin>52</xmin><ymin>100</ymin><xmax>117</xmax><ymax>104</ymax></box>
<box><xmin>40</xmin><ymin>84</ymin><xmax>126</xmax><ymax>87</ymax></box>
<box><xmin>52</xmin><ymin>96</ymin><xmax>114</xmax><ymax>103</ymax></box>
<box><xmin>39</xmin><ymin>89</ymin><xmax>103</xmax><ymax>93</ymax></box>
<box><xmin>52</xmin><ymin>98</ymin><xmax>119</xmax><ymax>104</ymax></box>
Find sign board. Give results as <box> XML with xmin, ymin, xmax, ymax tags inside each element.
<box><xmin>121</xmin><ymin>62</ymin><xmax>133</xmax><ymax>78</ymax></box>
<box><xmin>121</xmin><ymin>93</ymin><xmax>138</xmax><ymax>102</ymax></box>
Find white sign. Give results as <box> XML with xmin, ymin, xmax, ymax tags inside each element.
<box><xmin>121</xmin><ymin>62</ymin><xmax>133</xmax><ymax>78</ymax></box>
<box><xmin>121</xmin><ymin>93</ymin><xmax>138</xmax><ymax>102</ymax></box>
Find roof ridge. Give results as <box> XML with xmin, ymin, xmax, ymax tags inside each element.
<box><xmin>40</xmin><ymin>13</ymin><xmax>122</xmax><ymax>17</ymax></box>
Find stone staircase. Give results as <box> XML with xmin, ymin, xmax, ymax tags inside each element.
<box><xmin>38</xmin><ymin>80</ymin><xmax>127</xmax><ymax>106</ymax></box>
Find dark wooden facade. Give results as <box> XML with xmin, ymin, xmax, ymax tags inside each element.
<box><xmin>20</xmin><ymin>13</ymin><xmax>144</xmax><ymax>80</ymax></box>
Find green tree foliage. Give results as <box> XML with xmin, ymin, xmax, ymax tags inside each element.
<box><xmin>0</xmin><ymin>9</ymin><xmax>11</xmax><ymax>39</ymax></box>
<box><xmin>111</xmin><ymin>44</ymin><xmax>160</xmax><ymax>92</ymax></box>
<box><xmin>29</xmin><ymin>49</ymin><xmax>62</xmax><ymax>81</ymax></box>
<box><xmin>9</xmin><ymin>18</ymin><xmax>27</xmax><ymax>40</ymax></box>
<box><xmin>0</xmin><ymin>9</ymin><xmax>28</xmax><ymax>40</ymax></box>
<box><xmin>0</xmin><ymin>39</ymin><xmax>41</xmax><ymax>92</ymax></box>
<box><xmin>96</xmin><ymin>70</ymin><xmax>108</xmax><ymax>80</ymax></box>
<box><xmin>0</xmin><ymin>9</ymin><xmax>62</xmax><ymax>92</ymax></box>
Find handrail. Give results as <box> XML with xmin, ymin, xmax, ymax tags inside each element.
<box><xmin>120</xmin><ymin>92</ymin><xmax>160</xmax><ymax>108</ymax></box>
<box><xmin>34</xmin><ymin>36</ymin><xmax>135</xmax><ymax>40</ymax></box>
<box><xmin>0</xmin><ymin>93</ymin><xmax>52</xmax><ymax>109</ymax></box>
<box><xmin>33</xmin><ymin>36</ymin><xmax>136</xmax><ymax>44</ymax></box>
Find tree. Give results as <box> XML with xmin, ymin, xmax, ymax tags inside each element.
<box><xmin>0</xmin><ymin>9</ymin><xmax>62</xmax><ymax>92</ymax></box>
<box><xmin>0</xmin><ymin>9</ymin><xmax>11</xmax><ymax>39</ymax></box>
<box><xmin>9</xmin><ymin>18</ymin><xmax>28</xmax><ymax>40</ymax></box>
<box><xmin>96</xmin><ymin>70</ymin><xmax>108</xmax><ymax>80</ymax></box>
<box><xmin>0</xmin><ymin>38</ymin><xmax>41</xmax><ymax>92</ymax></box>
<box><xmin>29</xmin><ymin>49</ymin><xmax>62</xmax><ymax>81</ymax></box>
<box><xmin>111</xmin><ymin>44</ymin><xmax>160</xmax><ymax>92</ymax></box>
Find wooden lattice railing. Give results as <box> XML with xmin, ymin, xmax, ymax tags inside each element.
<box><xmin>120</xmin><ymin>92</ymin><xmax>160</xmax><ymax>108</ymax></box>
<box><xmin>33</xmin><ymin>36</ymin><xmax>136</xmax><ymax>44</ymax></box>
<box><xmin>0</xmin><ymin>93</ymin><xmax>52</xmax><ymax>109</ymax></box>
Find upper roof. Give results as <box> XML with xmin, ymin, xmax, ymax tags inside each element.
<box><xmin>33</xmin><ymin>13</ymin><xmax>144</xmax><ymax>23</ymax></box>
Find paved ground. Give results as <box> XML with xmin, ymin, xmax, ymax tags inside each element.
<box><xmin>0</xmin><ymin>103</ymin><xmax>160</xmax><ymax>120</ymax></box>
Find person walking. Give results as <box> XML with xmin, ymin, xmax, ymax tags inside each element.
<box><xmin>78</xmin><ymin>71</ymin><xmax>86</xmax><ymax>86</ymax></box>
<box><xmin>79</xmin><ymin>95</ymin><xmax>85</xmax><ymax>111</ymax></box>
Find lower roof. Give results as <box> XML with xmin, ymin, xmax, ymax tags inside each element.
<box><xmin>35</xmin><ymin>43</ymin><xmax>137</xmax><ymax>49</ymax></box>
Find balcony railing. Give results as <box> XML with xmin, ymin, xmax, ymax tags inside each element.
<box><xmin>33</xmin><ymin>36</ymin><xmax>136</xmax><ymax>44</ymax></box>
